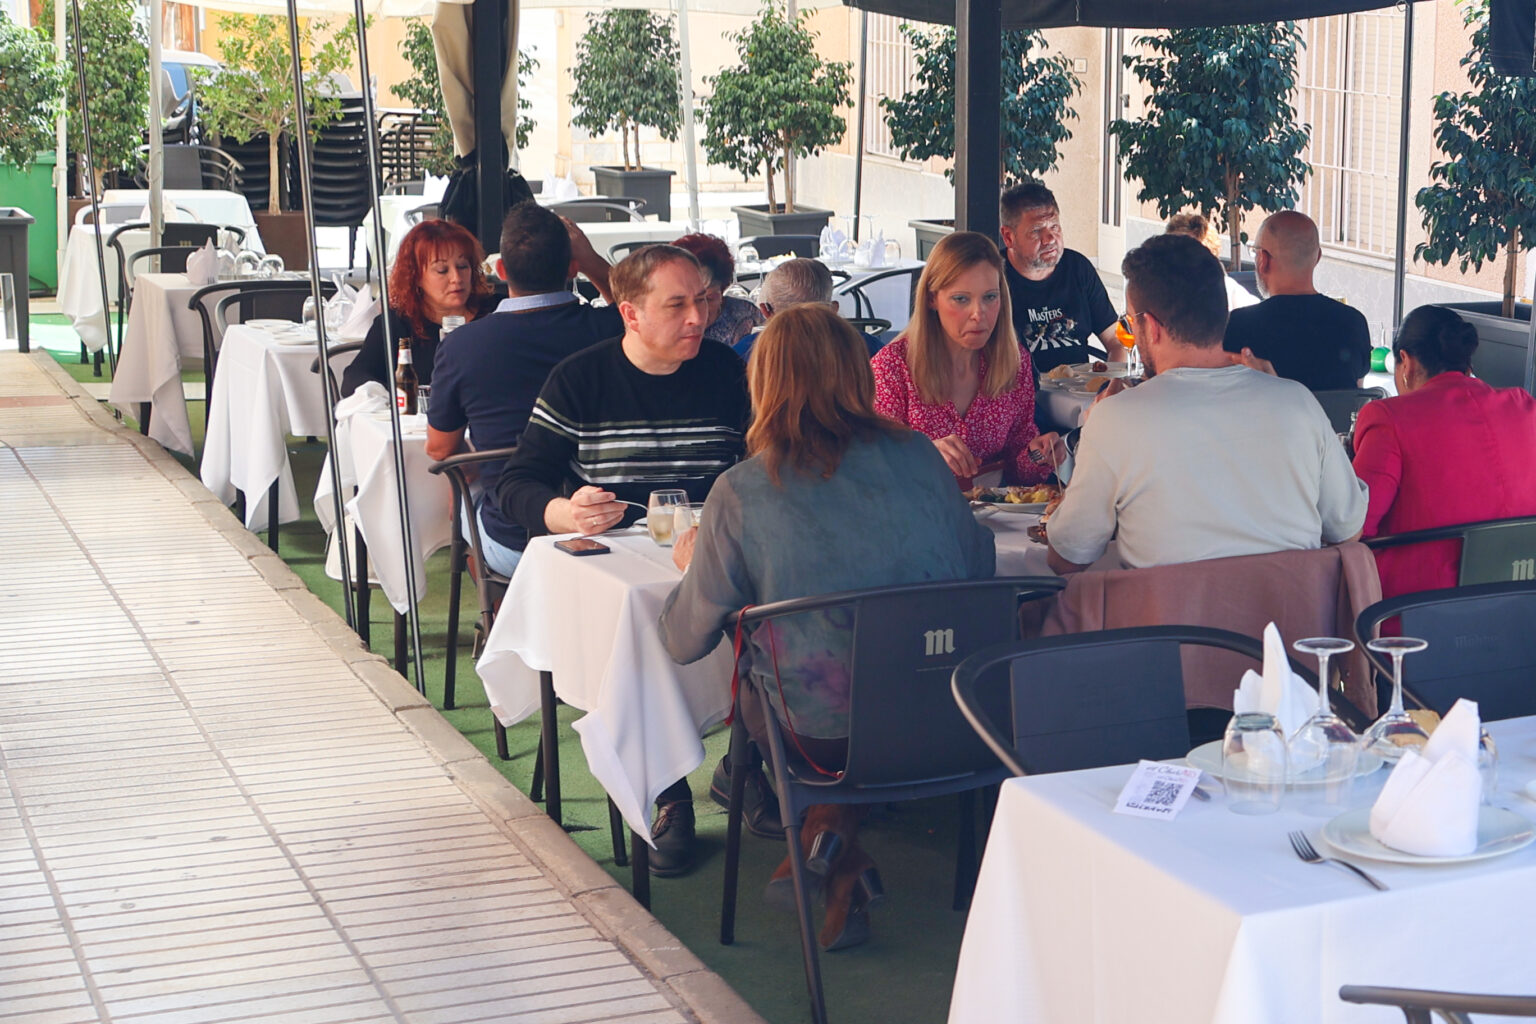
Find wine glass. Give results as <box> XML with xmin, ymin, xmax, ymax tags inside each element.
<box><xmin>1222</xmin><ymin>712</ymin><xmax>1288</xmax><ymax>815</ymax></box>
<box><xmin>1115</xmin><ymin>314</ymin><xmax>1140</xmax><ymax>377</ymax></box>
<box><xmin>301</xmin><ymin>296</ymin><xmax>319</xmax><ymax>325</ymax></box>
<box><xmin>736</xmin><ymin>244</ymin><xmax>760</xmax><ymax>274</ymax></box>
<box><xmin>1363</xmin><ymin>637</ymin><xmax>1431</xmax><ymax>762</ymax></box>
<box><xmin>1479</xmin><ymin>728</ymin><xmax>1499</xmax><ymax>805</ymax></box>
<box><xmin>1289</xmin><ymin>637</ymin><xmax>1360</xmax><ymax>816</ymax></box>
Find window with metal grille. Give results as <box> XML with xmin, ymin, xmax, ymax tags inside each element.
<box><xmin>1294</xmin><ymin>9</ymin><xmax>1405</xmax><ymax>258</ymax></box>
<box><xmin>863</xmin><ymin>14</ymin><xmax>921</xmax><ymax>159</ymax></box>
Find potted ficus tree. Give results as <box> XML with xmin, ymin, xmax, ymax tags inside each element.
<box><xmin>703</xmin><ymin>3</ymin><xmax>851</xmax><ymax>238</ymax></box>
<box><xmin>191</xmin><ymin>13</ymin><xmax>354</xmax><ymax>270</ymax></box>
<box><xmin>1109</xmin><ymin>22</ymin><xmax>1312</xmax><ymax>272</ymax></box>
<box><xmin>0</xmin><ymin>12</ymin><xmax>64</xmax><ymax>339</ymax></box>
<box><xmin>399</xmin><ymin>18</ymin><xmax>538</xmax><ymax>179</ymax></box>
<box><xmin>569</xmin><ymin>9</ymin><xmax>681</xmax><ymax>221</ymax></box>
<box><xmin>879</xmin><ymin>25</ymin><xmax>1083</xmax><ymax>257</ymax></box>
<box><xmin>1417</xmin><ymin>0</ymin><xmax>1536</xmax><ymax>385</ymax></box>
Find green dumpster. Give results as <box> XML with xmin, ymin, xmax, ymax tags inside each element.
<box><xmin>0</xmin><ymin>151</ymin><xmax>58</xmax><ymax>294</ymax></box>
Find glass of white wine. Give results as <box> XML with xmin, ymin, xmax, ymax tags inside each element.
<box><xmin>647</xmin><ymin>489</ymin><xmax>687</xmax><ymax>547</ymax></box>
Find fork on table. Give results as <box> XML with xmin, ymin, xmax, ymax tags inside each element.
<box><xmin>1288</xmin><ymin>830</ymin><xmax>1389</xmax><ymax>891</ymax></box>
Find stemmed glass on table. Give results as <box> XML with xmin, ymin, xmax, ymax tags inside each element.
<box><xmin>1363</xmin><ymin>636</ymin><xmax>1431</xmax><ymax>763</ymax></box>
<box><xmin>1289</xmin><ymin>637</ymin><xmax>1361</xmax><ymax>816</ymax></box>
<box><xmin>1114</xmin><ymin>314</ymin><xmax>1141</xmax><ymax>378</ymax></box>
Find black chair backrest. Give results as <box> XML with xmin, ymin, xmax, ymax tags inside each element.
<box><xmin>127</xmin><ymin>245</ymin><xmax>196</xmax><ymax>280</ymax></box>
<box><xmin>308</xmin><ymin>339</ymin><xmax>366</xmax><ymax>406</ymax></box>
<box><xmin>953</xmin><ymin>627</ymin><xmax>1287</xmax><ymax>777</ymax></box>
<box><xmin>739</xmin><ymin>234</ymin><xmax>819</xmax><ymax>259</ymax></box>
<box><xmin>1354</xmin><ymin>581</ymin><xmax>1536</xmax><ymax>721</ymax></box>
<box><xmin>608</xmin><ymin>239</ymin><xmax>658</xmax><ymax>262</ymax></box>
<box><xmin>210</xmin><ymin>281</ymin><xmax>336</xmax><ymax>334</ymax></box>
<box><xmin>163</xmin><ymin>223</ymin><xmax>219</xmax><ymax>248</ymax></box>
<box><xmin>162</xmin><ymin>145</ymin><xmax>205</xmax><ymax>189</ymax></box>
<box><xmin>1313</xmin><ymin>387</ymin><xmax>1387</xmax><ymax>434</ymax></box>
<box><xmin>833</xmin><ymin>263</ymin><xmax>923</xmax><ymax>321</ymax></box>
<box><xmin>742</xmin><ymin>576</ymin><xmax>1064</xmax><ymax>791</ymax></box>
<box><xmin>1364</xmin><ymin>515</ymin><xmax>1536</xmax><ymax>586</ymax></box>
<box><xmin>549</xmin><ymin>199</ymin><xmax>643</xmax><ymax>223</ymax></box>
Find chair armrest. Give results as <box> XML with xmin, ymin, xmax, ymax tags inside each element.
<box><xmin>427</xmin><ymin>446</ymin><xmax>520</xmax><ymax>474</ymax></box>
<box><xmin>1340</xmin><ymin>984</ymin><xmax>1536</xmax><ymax>1019</ymax></box>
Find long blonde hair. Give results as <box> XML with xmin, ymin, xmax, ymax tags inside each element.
<box><xmin>746</xmin><ymin>305</ymin><xmax>904</xmax><ymax>484</ymax></box>
<box><xmin>903</xmin><ymin>231</ymin><xmax>1020</xmax><ymax>404</ymax></box>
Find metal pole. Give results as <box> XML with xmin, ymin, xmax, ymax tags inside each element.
<box><xmin>1391</xmin><ymin>0</ymin><xmax>1415</xmax><ymax>333</ymax></box>
<box><xmin>676</xmin><ymin>0</ymin><xmax>702</xmax><ymax>230</ymax></box>
<box><xmin>67</xmin><ymin>0</ymin><xmax>116</xmax><ymax>376</ymax></box>
<box><xmin>54</xmin><ymin>0</ymin><xmax>67</xmax><ymax>299</ymax></box>
<box><xmin>954</xmin><ymin>0</ymin><xmax>1002</xmax><ymax>239</ymax></box>
<box><xmin>281</xmin><ymin>0</ymin><xmax>357</xmax><ymax>632</ymax></box>
<box><xmin>345</xmin><ymin>0</ymin><xmax>427</xmax><ymax>688</ymax></box>
<box><xmin>472</xmin><ymin>0</ymin><xmax>505</xmax><ymax>253</ymax></box>
<box><xmin>148</xmin><ymin>0</ymin><xmax>164</xmax><ymax>247</ymax></box>
<box><xmin>852</xmin><ymin>10</ymin><xmax>868</xmax><ymax>241</ymax></box>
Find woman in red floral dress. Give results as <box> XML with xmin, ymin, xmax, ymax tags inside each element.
<box><xmin>871</xmin><ymin>230</ymin><xmax>1057</xmax><ymax>486</ymax></box>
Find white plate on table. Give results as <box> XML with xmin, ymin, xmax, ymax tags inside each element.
<box><xmin>1062</xmin><ymin>361</ymin><xmax>1132</xmax><ymax>378</ymax></box>
<box><xmin>973</xmin><ymin>501</ymin><xmax>1048</xmax><ymax>515</ymax></box>
<box><xmin>274</xmin><ymin>331</ymin><xmax>316</xmax><ymax>346</ymax></box>
<box><xmin>246</xmin><ymin>318</ymin><xmax>296</xmax><ymax>330</ymax></box>
<box><xmin>1321</xmin><ymin>806</ymin><xmax>1535</xmax><ymax>865</ymax></box>
<box><xmin>1186</xmin><ymin>740</ymin><xmax>1384</xmax><ymax>784</ymax></box>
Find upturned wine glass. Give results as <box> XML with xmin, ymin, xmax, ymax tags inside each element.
<box><xmin>1363</xmin><ymin>636</ymin><xmax>1431</xmax><ymax>762</ymax></box>
<box><xmin>1289</xmin><ymin>637</ymin><xmax>1361</xmax><ymax>816</ymax></box>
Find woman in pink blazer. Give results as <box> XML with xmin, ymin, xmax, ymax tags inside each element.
<box><xmin>1353</xmin><ymin>305</ymin><xmax>1536</xmax><ymax>600</ymax></box>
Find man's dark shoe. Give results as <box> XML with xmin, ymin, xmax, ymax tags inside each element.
<box><xmin>648</xmin><ymin>800</ymin><xmax>696</xmax><ymax>877</ymax></box>
<box><xmin>709</xmin><ymin>756</ymin><xmax>785</xmax><ymax>840</ymax></box>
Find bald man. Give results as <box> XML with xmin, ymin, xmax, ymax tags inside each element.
<box><xmin>1222</xmin><ymin>210</ymin><xmax>1370</xmax><ymax>391</ymax></box>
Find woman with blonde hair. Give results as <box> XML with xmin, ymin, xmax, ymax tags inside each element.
<box><xmin>871</xmin><ymin>231</ymin><xmax>1056</xmax><ymax>483</ymax></box>
<box><xmin>1164</xmin><ymin>212</ymin><xmax>1259</xmax><ymax>311</ymax></box>
<box><xmin>660</xmin><ymin>304</ymin><xmax>995</xmax><ymax>951</ymax></box>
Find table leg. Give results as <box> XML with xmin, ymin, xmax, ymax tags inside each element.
<box><xmin>539</xmin><ymin>671</ymin><xmax>561</xmax><ymax>825</ymax></box>
<box><xmin>138</xmin><ymin>402</ymin><xmax>150</xmax><ymax>436</ymax></box>
<box><xmin>630</xmin><ymin>831</ymin><xmax>650</xmax><ymax>910</ymax></box>
<box><xmin>354</xmin><ymin>530</ymin><xmax>371</xmax><ymax>645</ymax></box>
<box><xmin>393</xmin><ymin>613</ymin><xmax>407</xmax><ymax>677</ymax></box>
<box><xmin>267</xmin><ymin>479</ymin><xmax>280</xmax><ymax>553</ymax></box>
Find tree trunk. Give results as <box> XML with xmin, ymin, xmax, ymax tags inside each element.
<box><xmin>1224</xmin><ymin>169</ymin><xmax>1242</xmax><ymax>272</ymax></box>
<box><xmin>268</xmin><ymin>134</ymin><xmax>281</xmax><ymax>216</ymax></box>
<box><xmin>1502</xmin><ymin>229</ymin><xmax>1519</xmax><ymax>320</ymax></box>
<box><xmin>762</xmin><ymin>155</ymin><xmax>776</xmax><ymax>216</ymax></box>
<box><xmin>780</xmin><ymin>132</ymin><xmax>795</xmax><ymax>214</ymax></box>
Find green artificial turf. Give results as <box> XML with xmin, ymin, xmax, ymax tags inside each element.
<box><xmin>41</xmin><ymin>326</ymin><xmax>976</xmax><ymax>1024</ymax></box>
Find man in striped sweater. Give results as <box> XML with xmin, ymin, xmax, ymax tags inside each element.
<box><xmin>494</xmin><ymin>243</ymin><xmax>750</xmax><ymax>875</ymax></box>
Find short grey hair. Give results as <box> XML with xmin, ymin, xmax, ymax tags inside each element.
<box><xmin>759</xmin><ymin>258</ymin><xmax>834</xmax><ymax>312</ymax></box>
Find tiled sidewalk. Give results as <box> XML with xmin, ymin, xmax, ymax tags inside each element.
<box><xmin>0</xmin><ymin>353</ymin><xmax>759</xmax><ymax>1024</ymax></box>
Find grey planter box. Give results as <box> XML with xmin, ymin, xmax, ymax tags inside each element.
<box><xmin>733</xmin><ymin>203</ymin><xmax>833</xmax><ymax>240</ymax></box>
<box><xmin>1438</xmin><ymin>300</ymin><xmax>1534</xmax><ymax>393</ymax></box>
<box><xmin>909</xmin><ymin>218</ymin><xmax>953</xmax><ymax>259</ymax></box>
<box><xmin>0</xmin><ymin>207</ymin><xmax>34</xmax><ymax>352</ymax></box>
<box><xmin>591</xmin><ymin>166</ymin><xmax>675</xmax><ymax>222</ymax></box>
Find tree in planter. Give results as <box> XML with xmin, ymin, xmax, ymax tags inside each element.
<box><xmin>0</xmin><ymin>14</ymin><xmax>65</xmax><ymax>172</ymax></box>
<box><xmin>1416</xmin><ymin>0</ymin><xmax>1536</xmax><ymax>319</ymax></box>
<box><xmin>879</xmin><ymin>25</ymin><xmax>1082</xmax><ymax>186</ymax></box>
<box><xmin>398</xmin><ymin>18</ymin><xmax>537</xmax><ymax>177</ymax></box>
<box><xmin>1108</xmin><ymin>23</ymin><xmax>1311</xmax><ymax>270</ymax></box>
<box><xmin>569</xmin><ymin>9</ymin><xmax>680</xmax><ymax>172</ymax></box>
<box><xmin>40</xmin><ymin>0</ymin><xmax>148</xmax><ymax>193</ymax></box>
<box><xmin>190</xmin><ymin>14</ymin><xmax>355</xmax><ymax>214</ymax></box>
<box><xmin>702</xmin><ymin>4</ymin><xmax>852</xmax><ymax>214</ymax></box>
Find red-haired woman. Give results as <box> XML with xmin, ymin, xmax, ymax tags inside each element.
<box><xmin>672</xmin><ymin>232</ymin><xmax>764</xmax><ymax>346</ymax></box>
<box><xmin>340</xmin><ymin>219</ymin><xmax>496</xmax><ymax>397</ymax></box>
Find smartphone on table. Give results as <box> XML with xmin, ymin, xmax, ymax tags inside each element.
<box><xmin>554</xmin><ymin>537</ymin><xmax>610</xmax><ymax>556</ymax></box>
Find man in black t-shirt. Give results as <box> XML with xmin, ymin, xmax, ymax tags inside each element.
<box><xmin>1221</xmin><ymin>210</ymin><xmax>1370</xmax><ymax>391</ymax></box>
<box><xmin>1000</xmin><ymin>182</ymin><xmax>1120</xmax><ymax>377</ymax></box>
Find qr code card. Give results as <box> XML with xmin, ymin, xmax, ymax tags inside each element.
<box><xmin>1113</xmin><ymin>760</ymin><xmax>1202</xmax><ymax>820</ymax></box>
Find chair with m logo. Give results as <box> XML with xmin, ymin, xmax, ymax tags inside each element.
<box><xmin>1365</xmin><ymin>515</ymin><xmax>1536</xmax><ymax>586</ymax></box>
<box><xmin>718</xmin><ymin>575</ymin><xmax>1063</xmax><ymax>1024</ymax></box>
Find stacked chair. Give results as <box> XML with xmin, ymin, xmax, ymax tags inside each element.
<box><xmin>307</xmin><ymin>94</ymin><xmax>376</xmax><ymax>268</ymax></box>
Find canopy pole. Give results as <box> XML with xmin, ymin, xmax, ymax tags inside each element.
<box><xmin>68</xmin><ymin>0</ymin><xmax>116</xmax><ymax>376</ymax></box>
<box><xmin>1390</xmin><ymin>0</ymin><xmax>1414</xmax><ymax>333</ymax></box>
<box><xmin>281</xmin><ymin>0</ymin><xmax>358</xmax><ymax>632</ymax></box>
<box><xmin>676</xmin><ymin>0</ymin><xmax>701</xmax><ymax>230</ymax></box>
<box><xmin>472</xmin><ymin>0</ymin><xmax>506</xmax><ymax>252</ymax></box>
<box><xmin>148</xmin><ymin>0</ymin><xmax>164</xmax><ymax>247</ymax></box>
<box><xmin>953</xmin><ymin>0</ymin><xmax>1001</xmax><ymax>239</ymax></box>
<box><xmin>852</xmin><ymin>10</ymin><xmax>867</xmax><ymax>240</ymax></box>
<box><xmin>54</xmin><ymin>0</ymin><xmax>67</xmax><ymax>299</ymax></box>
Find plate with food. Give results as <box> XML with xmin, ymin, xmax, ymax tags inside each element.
<box><xmin>1067</xmin><ymin>374</ymin><xmax>1118</xmax><ymax>396</ymax></box>
<box><xmin>1062</xmin><ymin>360</ymin><xmax>1132</xmax><ymax>378</ymax></box>
<box><xmin>1039</xmin><ymin>364</ymin><xmax>1082</xmax><ymax>390</ymax></box>
<box><xmin>964</xmin><ymin>483</ymin><xmax>1060</xmax><ymax>514</ymax></box>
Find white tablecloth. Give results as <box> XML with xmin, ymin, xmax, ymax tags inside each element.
<box><xmin>105</xmin><ymin>273</ymin><xmax>204</xmax><ymax>455</ymax></box>
<box><xmin>201</xmin><ymin>324</ymin><xmax>354</xmax><ymax>529</ymax></box>
<box><xmin>102</xmin><ymin>188</ymin><xmax>259</xmax><ymax>232</ymax></box>
<box><xmin>1037</xmin><ymin>384</ymin><xmax>1097</xmax><ymax>432</ymax></box>
<box><xmin>476</xmin><ymin>529</ymin><xmax>736</xmax><ymax>841</ymax></box>
<box><xmin>950</xmin><ymin>716</ymin><xmax>1536</xmax><ymax>1024</ymax></box>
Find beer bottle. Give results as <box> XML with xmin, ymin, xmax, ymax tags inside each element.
<box><xmin>395</xmin><ymin>337</ymin><xmax>418</xmax><ymax>415</ymax></box>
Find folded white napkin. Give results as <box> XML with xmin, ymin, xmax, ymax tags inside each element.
<box><xmin>1369</xmin><ymin>699</ymin><xmax>1482</xmax><ymax>857</ymax></box>
<box><xmin>423</xmin><ymin>173</ymin><xmax>449</xmax><ymax>203</ymax></box>
<box><xmin>337</xmin><ymin>293</ymin><xmax>380</xmax><ymax>341</ymax></box>
<box><xmin>869</xmin><ymin>229</ymin><xmax>888</xmax><ymax>268</ymax></box>
<box><xmin>335</xmin><ymin>380</ymin><xmax>388</xmax><ymax>421</ymax></box>
<box><xmin>544</xmin><ymin>174</ymin><xmax>580</xmax><ymax>203</ymax></box>
<box><xmin>819</xmin><ymin>224</ymin><xmax>847</xmax><ymax>255</ymax></box>
<box><xmin>1232</xmin><ymin>623</ymin><xmax>1316</xmax><ymax>742</ymax></box>
<box><xmin>185</xmin><ymin>240</ymin><xmax>218</xmax><ymax>286</ymax></box>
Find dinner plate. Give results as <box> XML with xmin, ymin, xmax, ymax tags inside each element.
<box><xmin>246</xmin><ymin>318</ymin><xmax>295</xmax><ymax>329</ymax></box>
<box><xmin>976</xmin><ymin>501</ymin><xmax>1048</xmax><ymax>515</ymax></box>
<box><xmin>275</xmin><ymin>332</ymin><xmax>316</xmax><ymax>346</ymax></box>
<box><xmin>1062</xmin><ymin>361</ymin><xmax>1132</xmax><ymax>378</ymax></box>
<box><xmin>1321</xmin><ymin>806</ymin><xmax>1535</xmax><ymax>865</ymax></box>
<box><xmin>1186</xmin><ymin>739</ymin><xmax>1384</xmax><ymax>784</ymax></box>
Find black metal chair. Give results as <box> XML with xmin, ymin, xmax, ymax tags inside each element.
<box><xmin>137</xmin><ymin>143</ymin><xmax>244</xmax><ymax>191</ymax></box>
<box><xmin>950</xmin><ymin>626</ymin><xmax>1315</xmax><ymax>778</ymax></box>
<box><xmin>1340</xmin><ymin>984</ymin><xmax>1536</xmax><ymax>1023</ymax></box>
<box><xmin>1313</xmin><ymin>386</ymin><xmax>1388</xmax><ymax>434</ymax></box>
<box><xmin>607</xmin><ymin>239</ymin><xmax>660</xmax><ymax>262</ymax></box>
<box><xmin>739</xmin><ymin>233</ymin><xmax>819</xmax><ymax>259</ymax></box>
<box><xmin>719</xmin><ymin>576</ymin><xmax>1064</xmax><ymax>1024</ymax></box>
<box><xmin>833</xmin><ymin>263</ymin><xmax>923</xmax><ymax>321</ymax></box>
<box><xmin>549</xmin><ymin>199</ymin><xmax>645</xmax><ymax>224</ymax></box>
<box><xmin>845</xmin><ymin>317</ymin><xmax>893</xmax><ymax>356</ymax></box>
<box><xmin>1364</xmin><ymin>515</ymin><xmax>1536</xmax><ymax>588</ymax></box>
<box><xmin>404</xmin><ymin>202</ymin><xmax>439</xmax><ymax>227</ymax></box>
<box><xmin>1354</xmin><ymin>581</ymin><xmax>1536</xmax><ymax>721</ymax></box>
